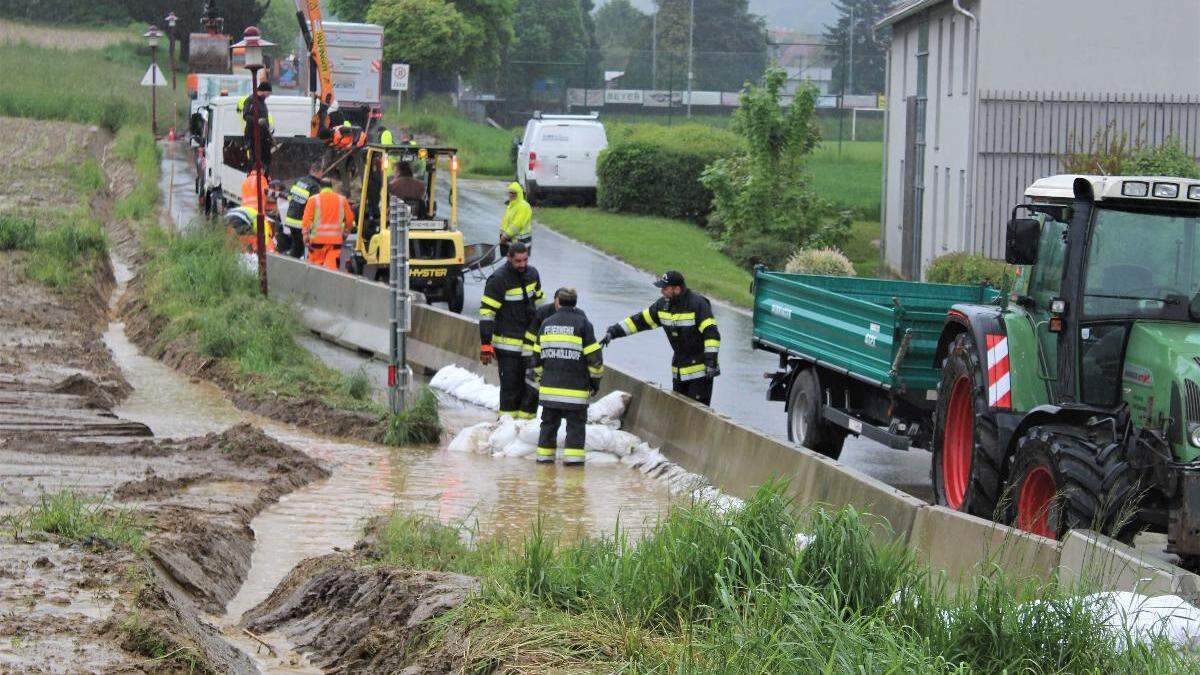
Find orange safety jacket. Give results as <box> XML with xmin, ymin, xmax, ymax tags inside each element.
<box><xmin>301</xmin><ymin>188</ymin><xmax>355</xmax><ymax>245</ymax></box>
<box><xmin>241</xmin><ymin>169</ymin><xmax>268</xmax><ymax>212</ymax></box>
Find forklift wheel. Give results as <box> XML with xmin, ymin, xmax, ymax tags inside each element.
<box><xmin>447</xmin><ymin>275</ymin><xmax>465</xmax><ymax>314</ymax></box>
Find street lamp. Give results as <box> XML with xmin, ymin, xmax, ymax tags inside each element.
<box><xmin>232</xmin><ymin>26</ymin><xmax>275</xmax><ymax>296</ymax></box>
<box><xmin>165</xmin><ymin>12</ymin><xmax>178</xmax><ymax>91</ymax></box>
<box><xmin>143</xmin><ymin>25</ymin><xmax>162</xmax><ymax>137</ymax></box>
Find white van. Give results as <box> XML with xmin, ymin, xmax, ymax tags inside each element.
<box><xmin>199</xmin><ymin>95</ymin><xmax>318</xmax><ymax>213</ymax></box>
<box><xmin>516</xmin><ymin>112</ymin><xmax>608</xmax><ymax>204</ymax></box>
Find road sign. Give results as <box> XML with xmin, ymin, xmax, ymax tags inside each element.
<box><xmin>391</xmin><ymin>63</ymin><xmax>410</xmax><ymax>91</ymax></box>
<box><xmin>141</xmin><ymin>64</ymin><xmax>167</xmax><ymax>87</ymax></box>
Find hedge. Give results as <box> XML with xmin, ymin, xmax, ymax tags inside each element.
<box><xmin>925</xmin><ymin>252</ymin><xmax>1014</xmax><ymax>287</ymax></box>
<box><xmin>596</xmin><ymin>123</ymin><xmax>742</xmax><ymax>222</ymax></box>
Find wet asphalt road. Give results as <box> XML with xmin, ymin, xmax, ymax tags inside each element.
<box><xmin>449</xmin><ymin>179</ymin><xmax>934</xmax><ymax>500</ymax></box>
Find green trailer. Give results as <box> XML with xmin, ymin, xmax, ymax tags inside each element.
<box><xmin>753</xmin><ymin>271</ymin><xmax>999</xmax><ymax>457</ymax></box>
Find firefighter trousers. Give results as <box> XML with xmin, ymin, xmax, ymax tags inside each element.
<box><xmin>537</xmin><ymin>406</ymin><xmax>586</xmax><ymax>463</ymax></box>
<box><xmin>673</xmin><ymin>376</ymin><xmax>713</xmax><ymax>406</ymax></box>
<box><xmin>497</xmin><ymin>353</ymin><xmax>537</xmax><ymax>418</ymax></box>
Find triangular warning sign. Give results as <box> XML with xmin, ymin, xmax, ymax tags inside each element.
<box><xmin>141</xmin><ymin>64</ymin><xmax>168</xmax><ymax>87</ymax></box>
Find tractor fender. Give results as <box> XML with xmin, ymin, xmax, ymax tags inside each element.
<box><xmin>1003</xmin><ymin>404</ymin><xmax>1124</xmax><ymax>456</ymax></box>
<box><xmin>933</xmin><ymin>303</ymin><xmax>1004</xmax><ymax>370</ymax></box>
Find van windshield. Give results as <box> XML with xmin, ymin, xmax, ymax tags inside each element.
<box><xmin>537</xmin><ymin>124</ymin><xmax>605</xmax><ymax>148</ymax></box>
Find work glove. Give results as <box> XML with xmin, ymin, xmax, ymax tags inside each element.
<box><xmin>706</xmin><ymin>356</ymin><xmax>721</xmax><ymax>379</ymax></box>
<box><xmin>603</xmin><ymin>324</ymin><xmax>622</xmax><ymax>345</ymax></box>
<box><xmin>479</xmin><ymin>344</ymin><xmax>495</xmax><ymax>365</ymax></box>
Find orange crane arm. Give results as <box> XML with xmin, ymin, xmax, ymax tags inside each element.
<box><xmin>295</xmin><ymin>0</ymin><xmax>335</xmax><ymax>137</ymax></box>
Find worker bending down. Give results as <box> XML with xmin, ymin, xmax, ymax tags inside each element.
<box><xmin>529</xmin><ymin>288</ymin><xmax>603</xmax><ymax>465</ymax></box>
<box><xmin>604</xmin><ymin>270</ymin><xmax>720</xmax><ymax>405</ymax></box>
<box><xmin>479</xmin><ymin>242</ymin><xmax>543</xmax><ymax>419</ymax></box>
<box><xmin>301</xmin><ymin>178</ymin><xmax>355</xmax><ymax>270</ymax></box>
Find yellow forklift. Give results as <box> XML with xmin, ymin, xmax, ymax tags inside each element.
<box><xmin>344</xmin><ymin>143</ymin><xmax>492</xmax><ymax>313</ymax></box>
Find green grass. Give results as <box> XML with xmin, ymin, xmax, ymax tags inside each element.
<box><xmin>386</xmin><ymin>96</ymin><xmax>518</xmax><ymax>178</ymax></box>
<box><xmin>844</xmin><ymin>220</ymin><xmax>883</xmax><ymax>278</ymax></box>
<box><xmin>0</xmin><ymin>214</ymin><xmax>35</xmax><ymax>250</ymax></box>
<box><xmin>0</xmin><ymin>39</ymin><xmax>187</xmax><ymax>132</ymax></box>
<box><xmin>536</xmin><ymin>207</ymin><xmax>753</xmax><ymax>307</ymax></box>
<box><xmin>377</xmin><ymin>483</ymin><xmax>1191</xmax><ymax>673</ymax></box>
<box><xmin>25</xmin><ymin>220</ymin><xmax>107</xmax><ymax>288</ymax></box>
<box><xmin>10</xmin><ymin>490</ymin><xmax>145</xmax><ymax>551</ymax></box>
<box><xmin>809</xmin><ymin>140</ymin><xmax>883</xmax><ymax>220</ymax></box>
<box><xmin>380</xmin><ymin>388</ymin><xmax>442</xmax><ymax>446</ymax></box>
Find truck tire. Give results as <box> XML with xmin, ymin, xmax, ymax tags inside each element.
<box><xmin>932</xmin><ymin>332</ymin><xmax>1004</xmax><ymax>518</ymax></box>
<box><xmin>1008</xmin><ymin>425</ymin><xmax>1140</xmax><ymax>541</ymax></box>
<box><xmin>787</xmin><ymin>367</ymin><xmax>846</xmax><ymax>460</ymax></box>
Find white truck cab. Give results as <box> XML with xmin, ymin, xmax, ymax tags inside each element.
<box><xmin>199</xmin><ymin>95</ymin><xmax>317</xmax><ymax>213</ymax></box>
<box><xmin>516</xmin><ymin>112</ymin><xmax>608</xmax><ymax>204</ymax></box>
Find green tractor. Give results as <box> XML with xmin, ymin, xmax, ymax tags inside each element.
<box><xmin>934</xmin><ymin>174</ymin><xmax>1200</xmax><ymax>561</ymax></box>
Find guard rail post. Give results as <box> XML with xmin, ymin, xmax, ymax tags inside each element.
<box><xmin>388</xmin><ymin>199</ymin><xmax>413</xmax><ymax>413</ymax></box>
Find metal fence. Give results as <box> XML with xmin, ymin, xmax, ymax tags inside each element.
<box><xmin>972</xmin><ymin>91</ymin><xmax>1200</xmax><ymax>257</ymax></box>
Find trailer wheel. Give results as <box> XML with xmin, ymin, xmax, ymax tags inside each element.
<box><xmin>1008</xmin><ymin>425</ymin><xmax>1140</xmax><ymax>541</ymax></box>
<box><xmin>787</xmin><ymin>368</ymin><xmax>846</xmax><ymax>460</ymax></box>
<box><xmin>932</xmin><ymin>332</ymin><xmax>1004</xmax><ymax>517</ymax></box>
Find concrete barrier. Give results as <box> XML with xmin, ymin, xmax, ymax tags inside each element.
<box><xmin>1059</xmin><ymin>530</ymin><xmax>1200</xmax><ymax>600</ymax></box>
<box><xmin>909</xmin><ymin>505</ymin><xmax>1061</xmax><ymax>583</ymax></box>
<box><xmin>266</xmin><ymin>254</ymin><xmax>1200</xmax><ymax>592</ymax></box>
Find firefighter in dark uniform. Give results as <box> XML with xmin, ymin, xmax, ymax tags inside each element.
<box><xmin>479</xmin><ymin>243</ymin><xmax>543</xmax><ymax>419</ymax></box>
<box><xmin>281</xmin><ymin>164</ymin><xmax>323</xmax><ymax>258</ymax></box>
<box><xmin>522</xmin><ymin>298</ymin><xmax>560</xmax><ymax>421</ymax></box>
<box><xmin>529</xmin><ymin>288</ymin><xmax>603</xmax><ymax>465</ymax></box>
<box><xmin>604</xmin><ymin>270</ymin><xmax>720</xmax><ymax>405</ymax></box>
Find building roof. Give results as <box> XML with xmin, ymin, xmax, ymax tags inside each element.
<box><xmin>877</xmin><ymin>0</ymin><xmax>949</xmax><ymax>29</ymax></box>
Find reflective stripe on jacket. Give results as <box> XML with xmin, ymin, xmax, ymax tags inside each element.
<box><xmin>530</xmin><ymin>306</ymin><xmax>602</xmax><ymax>410</ymax></box>
<box><xmin>285</xmin><ymin>175</ymin><xmax>320</xmax><ymax>227</ymax></box>
<box><xmin>616</xmin><ymin>288</ymin><xmax>720</xmax><ymax>379</ymax></box>
<box><xmin>479</xmin><ymin>261</ymin><xmax>543</xmax><ymax>351</ymax></box>
<box><xmin>301</xmin><ymin>188</ymin><xmax>354</xmax><ymax>245</ymax></box>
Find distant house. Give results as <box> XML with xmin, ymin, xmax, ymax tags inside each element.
<box><xmin>877</xmin><ymin>0</ymin><xmax>1200</xmax><ymax>279</ymax></box>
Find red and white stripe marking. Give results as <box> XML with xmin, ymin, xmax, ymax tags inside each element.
<box><xmin>986</xmin><ymin>334</ymin><xmax>1011</xmax><ymax>408</ymax></box>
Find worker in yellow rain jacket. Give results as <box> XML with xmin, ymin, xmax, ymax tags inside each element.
<box><xmin>301</xmin><ymin>178</ymin><xmax>355</xmax><ymax>270</ymax></box>
<box><xmin>499</xmin><ymin>182</ymin><xmax>532</xmax><ymax>257</ymax></box>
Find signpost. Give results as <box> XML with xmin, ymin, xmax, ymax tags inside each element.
<box><xmin>387</xmin><ymin>197</ymin><xmax>413</xmax><ymax>414</ymax></box>
<box><xmin>390</xmin><ymin>63</ymin><xmax>410</xmax><ymax>113</ymax></box>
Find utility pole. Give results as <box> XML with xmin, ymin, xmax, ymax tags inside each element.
<box><xmin>847</xmin><ymin>5</ymin><xmax>855</xmax><ymax>96</ymax></box>
<box><xmin>651</xmin><ymin>11</ymin><xmax>657</xmax><ymax>90</ymax></box>
<box><xmin>387</xmin><ymin>197</ymin><xmax>413</xmax><ymax>414</ymax></box>
<box><xmin>686</xmin><ymin>0</ymin><xmax>695</xmax><ymax>118</ymax></box>
<box><xmin>144</xmin><ymin>26</ymin><xmax>162</xmax><ymax>137</ymax></box>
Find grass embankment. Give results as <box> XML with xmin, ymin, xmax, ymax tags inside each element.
<box><xmin>115</xmin><ymin>126</ymin><xmax>440</xmax><ymax>443</ymax></box>
<box><xmin>2</xmin><ymin>490</ymin><xmax>144</xmax><ymax>551</ymax></box>
<box><xmin>387</xmin><ymin>97</ymin><xmax>517</xmax><ymax>179</ymax></box>
<box><xmin>375</xmin><ymin>484</ymin><xmax>1187</xmax><ymax>672</ymax></box>
<box><xmin>0</xmin><ymin>30</ymin><xmax>188</xmax><ymax>132</ymax></box>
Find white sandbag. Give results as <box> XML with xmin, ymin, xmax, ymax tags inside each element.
<box><xmin>498</xmin><ymin>439</ymin><xmax>536</xmax><ymax>458</ymax></box>
<box><xmin>585</xmin><ymin>452</ymin><xmax>619</xmax><ymax>464</ymax></box>
<box><xmin>446</xmin><ymin>422</ymin><xmax>492</xmax><ymax>453</ymax></box>
<box><xmin>588</xmin><ymin>391</ymin><xmax>630</xmax><ymax>427</ymax></box>
<box><xmin>516</xmin><ymin>419</ymin><xmax>541</xmax><ymax>445</ymax></box>
<box><xmin>1087</xmin><ymin>591</ymin><xmax>1200</xmax><ymax>648</ymax></box>
<box><xmin>430</xmin><ymin>365</ymin><xmax>500</xmax><ymax>410</ymax></box>
<box><xmin>487</xmin><ymin>416</ymin><xmax>519</xmax><ymax>449</ymax></box>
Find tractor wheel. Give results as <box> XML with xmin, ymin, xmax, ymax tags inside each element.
<box><xmin>446</xmin><ymin>275</ymin><xmax>465</xmax><ymax>314</ymax></box>
<box><xmin>932</xmin><ymin>332</ymin><xmax>1004</xmax><ymax>517</ymax></box>
<box><xmin>787</xmin><ymin>367</ymin><xmax>846</xmax><ymax>460</ymax></box>
<box><xmin>1008</xmin><ymin>425</ymin><xmax>1140</xmax><ymax>541</ymax></box>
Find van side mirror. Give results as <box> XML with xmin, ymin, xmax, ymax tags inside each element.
<box><xmin>1005</xmin><ymin>217</ymin><xmax>1041</xmax><ymax>265</ymax></box>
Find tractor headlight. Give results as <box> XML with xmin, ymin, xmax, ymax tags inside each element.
<box><xmin>1189</xmin><ymin>422</ymin><xmax>1200</xmax><ymax>447</ymax></box>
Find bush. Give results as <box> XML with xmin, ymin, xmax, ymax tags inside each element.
<box><xmin>784</xmin><ymin>248</ymin><xmax>856</xmax><ymax>276</ymax></box>
<box><xmin>0</xmin><ymin>215</ymin><xmax>36</xmax><ymax>250</ymax></box>
<box><xmin>1126</xmin><ymin>138</ymin><xmax>1200</xmax><ymax>178</ymax></box>
<box><xmin>925</xmin><ymin>252</ymin><xmax>1013</xmax><ymax>287</ymax></box>
<box><xmin>596</xmin><ymin>123</ymin><xmax>741</xmax><ymax>222</ymax></box>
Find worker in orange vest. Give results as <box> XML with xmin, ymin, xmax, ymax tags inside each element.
<box><xmin>241</xmin><ymin>168</ymin><xmax>268</xmax><ymax>213</ymax></box>
<box><xmin>301</xmin><ymin>178</ymin><xmax>355</xmax><ymax>270</ymax></box>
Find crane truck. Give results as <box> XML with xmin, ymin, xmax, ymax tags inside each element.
<box><xmin>753</xmin><ymin>174</ymin><xmax>1200</xmax><ymax>565</ymax></box>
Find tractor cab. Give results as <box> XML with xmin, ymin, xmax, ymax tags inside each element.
<box><xmin>346</xmin><ymin>144</ymin><xmax>467</xmax><ymax>313</ymax></box>
<box><xmin>1000</xmin><ymin>174</ymin><xmax>1200</xmax><ymax>558</ymax></box>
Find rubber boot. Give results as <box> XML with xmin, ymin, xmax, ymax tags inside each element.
<box><xmin>562</xmin><ymin>453</ymin><xmax>585</xmax><ymax>466</ymax></box>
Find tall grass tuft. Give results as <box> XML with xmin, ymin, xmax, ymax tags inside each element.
<box><xmin>379</xmin><ymin>388</ymin><xmax>442</xmax><ymax>446</ymax></box>
<box><xmin>342</xmin><ymin>367</ymin><xmax>371</xmax><ymax>401</ymax></box>
<box><xmin>0</xmin><ymin>214</ymin><xmax>36</xmax><ymax>250</ymax></box>
<box><xmin>25</xmin><ymin>221</ymin><xmax>107</xmax><ymax>289</ymax></box>
<box><xmin>24</xmin><ymin>490</ymin><xmax>144</xmax><ymax>551</ymax></box>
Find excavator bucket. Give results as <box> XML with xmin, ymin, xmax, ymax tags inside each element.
<box><xmin>187</xmin><ymin>33</ymin><xmax>231</xmax><ymax>74</ymax></box>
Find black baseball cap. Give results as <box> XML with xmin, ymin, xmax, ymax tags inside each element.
<box><xmin>653</xmin><ymin>270</ymin><xmax>685</xmax><ymax>288</ymax></box>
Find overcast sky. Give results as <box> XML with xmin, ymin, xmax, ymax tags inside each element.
<box><xmin>615</xmin><ymin>0</ymin><xmax>838</xmax><ymax>33</ymax></box>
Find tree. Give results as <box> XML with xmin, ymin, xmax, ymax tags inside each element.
<box><xmin>454</xmin><ymin>0</ymin><xmax>517</xmax><ymax>77</ymax></box>
<box><xmin>594</xmin><ymin>0</ymin><xmax>645</xmax><ymax>50</ymax></box>
<box><xmin>823</xmin><ymin>0</ymin><xmax>891</xmax><ymax>95</ymax></box>
<box><xmin>328</xmin><ymin>0</ymin><xmax>371</xmax><ymax>21</ymax></box>
<box><xmin>368</xmin><ymin>0</ymin><xmax>472</xmax><ymax>91</ymax></box>
<box><xmin>507</xmin><ymin>0</ymin><xmax>595</xmax><ymax>105</ymax></box>
<box><xmin>701</xmin><ymin>68</ymin><xmax>850</xmax><ymax>268</ymax></box>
